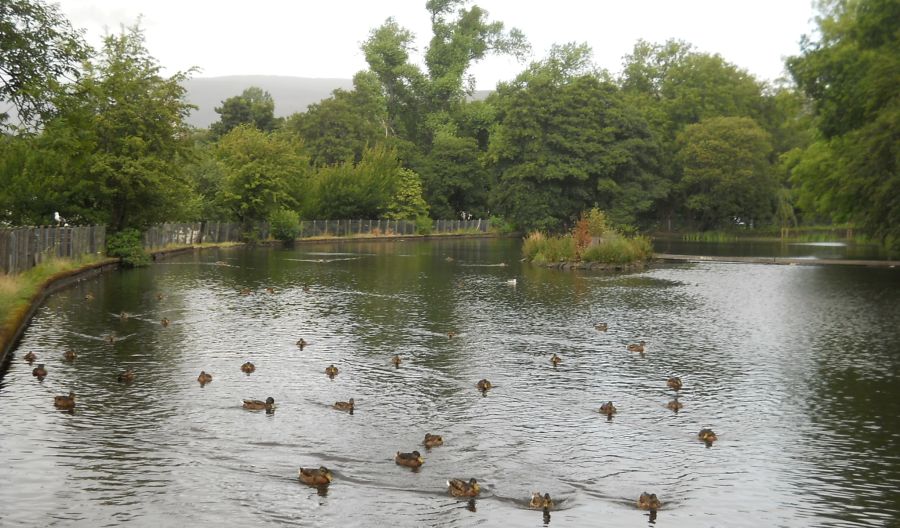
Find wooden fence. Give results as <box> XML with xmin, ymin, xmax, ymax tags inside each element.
<box><xmin>142</xmin><ymin>221</ymin><xmax>268</xmax><ymax>250</ymax></box>
<box><xmin>0</xmin><ymin>225</ymin><xmax>106</xmax><ymax>275</ymax></box>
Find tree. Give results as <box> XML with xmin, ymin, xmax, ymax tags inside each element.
<box><xmin>215</xmin><ymin>125</ymin><xmax>309</xmax><ymax>223</ymax></box>
<box><xmin>675</xmin><ymin>116</ymin><xmax>777</xmax><ymax>229</ymax></box>
<box><xmin>488</xmin><ymin>45</ymin><xmax>663</xmax><ymax>231</ymax></box>
<box><xmin>304</xmin><ymin>145</ymin><xmax>404</xmax><ymax>219</ymax></box>
<box><xmin>787</xmin><ymin>0</ymin><xmax>899</xmax><ymax>247</ymax></box>
<box><xmin>210</xmin><ymin>86</ymin><xmax>278</xmax><ymax>137</ymax></box>
<box><xmin>384</xmin><ymin>168</ymin><xmax>429</xmax><ymax>220</ymax></box>
<box><xmin>0</xmin><ymin>0</ymin><xmax>88</xmax><ymax>130</ymax></box>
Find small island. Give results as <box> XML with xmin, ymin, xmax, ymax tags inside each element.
<box><xmin>523</xmin><ymin>208</ymin><xmax>652</xmax><ymax>271</ymax></box>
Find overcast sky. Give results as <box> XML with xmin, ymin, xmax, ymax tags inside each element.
<box><xmin>55</xmin><ymin>0</ymin><xmax>818</xmax><ymax>89</ymax></box>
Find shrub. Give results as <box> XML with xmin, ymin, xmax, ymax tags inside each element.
<box><xmin>415</xmin><ymin>216</ymin><xmax>433</xmax><ymax>235</ymax></box>
<box><xmin>585</xmin><ymin>208</ymin><xmax>609</xmax><ymax>237</ymax></box>
<box><xmin>269</xmin><ymin>208</ymin><xmax>301</xmax><ymax>242</ymax></box>
<box><xmin>107</xmin><ymin>229</ymin><xmax>150</xmax><ymax>267</ymax></box>
<box><xmin>489</xmin><ymin>215</ymin><xmax>516</xmax><ymax>234</ymax></box>
<box><xmin>522</xmin><ymin>231</ymin><xmax>576</xmax><ymax>263</ymax></box>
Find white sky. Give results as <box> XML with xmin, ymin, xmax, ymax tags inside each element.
<box><xmin>55</xmin><ymin>0</ymin><xmax>818</xmax><ymax>88</ymax></box>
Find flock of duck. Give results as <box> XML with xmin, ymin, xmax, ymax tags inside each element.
<box><xmin>21</xmin><ymin>284</ymin><xmax>720</xmax><ymax>521</ymax></box>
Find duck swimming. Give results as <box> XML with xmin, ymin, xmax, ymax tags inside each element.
<box><xmin>32</xmin><ymin>363</ymin><xmax>47</xmax><ymax>378</ymax></box>
<box><xmin>391</xmin><ymin>355</ymin><xmax>401</xmax><ymax>368</ymax></box>
<box><xmin>197</xmin><ymin>371</ymin><xmax>213</xmax><ymax>385</ymax></box>
<box><xmin>395</xmin><ymin>450</ymin><xmax>425</xmax><ymax>468</ymax></box>
<box><xmin>698</xmin><ymin>428</ymin><xmax>718</xmax><ymax>444</ymax></box>
<box><xmin>637</xmin><ymin>492</ymin><xmax>661</xmax><ymax>511</ymax></box>
<box><xmin>666</xmin><ymin>399</ymin><xmax>683</xmax><ymax>411</ymax></box>
<box><xmin>529</xmin><ymin>492</ymin><xmax>553</xmax><ymax>510</ymax></box>
<box><xmin>423</xmin><ymin>433</ymin><xmax>443</xmax><ymax>448</ymax></box>
<box><xmin>63</xmin><ymin>349</ymin><xmax>77</xmax><ymax>361</ymax></box>
<box><xmin>627</xmin><ymin>341</ymin><xmax>646</xmax><ymax>353</ymax></box>
<box><xmin>325</xmin><ymin>365</ymin><xmax>339</xmax><ymax>378</ymax></box>
<box><xmin>334</xmin><ymin>398</ymin><xmax>354</xmax><ymax>412</ymax></box>
<box><xmin>299</xmin><ymin>466</ymin><xmax>333</xmax><ymax>486</ymax></box>
<box><xmin>23</xmin><ymin>351</ymin><xmax>36</xmax><ymax>363</ymax></box>
<box><xmin>54</xmin><ymin>391</ymin><xmax>76</xmax><ymax>410</ymax></box>
<box><xmin>599</xmin><ymin>401</ymin><xmax>617</xmax><ymax>416</ymax></box>
<box><xmin>241</xmin><ymin>362</ymin><xmax>255</xmax><ymax>373</ymax></box>
<box><xmin>117</xmin><ymin>368</ymin><xmax>135</xmax><ymax>383</ymax></box>
<box><xmin>595</xmin><ymin>322</ymin><xmax>608</xmax><ymax>332</ymax></box>
<box><xmin>667</xmin><ymin>377</ymin><xmax>683</xmax><ymax>391</ymax></box>
<box><xmin>550</xmin><ymin>353</ymin><xmax>562</xmax><ymax>366</ymax></box>
<box><xmin>242</xmin><ymin>397</ymin><xmax>275</xmax><ymax>411</ymax></box>
<box><xmin>447</xmin><ymin>478</ymin><xmax>481</xmax><ymax>497</ymax></box>
<box><xmin>161</xmin><ymin>318</ymin><xmax>170</xmax><ymax>327</ymax></box>
<box><xmin>296</xmin><ymin>338</ymin><xmax>308</xmax><ymax>349</ymax></box>
<box><xmin>476</xmin><ymin>379</ymin><xmax>492</xmax><ymax>392</ymax></box>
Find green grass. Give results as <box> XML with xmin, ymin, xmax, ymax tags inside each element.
<box><xmin>523</xmin><ymin>231</ymin><xmax>651</xmax><ymax>265</ymax></box>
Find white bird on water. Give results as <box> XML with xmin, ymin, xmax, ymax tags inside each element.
<box><xmin>506</xmin><ymin>278</ymin><xmax>517</xmax><ymax>286</ymax></box>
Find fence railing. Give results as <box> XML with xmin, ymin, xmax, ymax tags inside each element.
<box><xmin>297</xmin><ymin>218</ymin><xmax>490</xmax><ymax>238</ymax></box>
<box><xmin>0</xmin><ymin>225</ymin><xmax>106</xmax><ymax>275</ymax></box>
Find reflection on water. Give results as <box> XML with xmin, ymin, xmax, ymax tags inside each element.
<box><xmin>1</xmin><ymin>238</ymin><xmax>898</xmax><ymax>527</ymax></box>
<box><xmin>654</xmin><ymin>237</ymin><xmax>893</xmax><ymax>260</ymax></box>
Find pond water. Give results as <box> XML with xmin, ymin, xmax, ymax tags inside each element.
<box><xmin>2</xmin><ymin>238</ymin><xmax>899</xmax><ymax>527</ymax></box>
<box><xmin>653</xmin><ymin>237</ymin><xmax>893</xmax><ymax>261</ymax></box>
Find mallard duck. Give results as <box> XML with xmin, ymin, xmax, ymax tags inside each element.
<box><xmin>32</xmin><ymin>363</ymin><xmax>47</xmax><ymax>378</ymax></box>
<box><xmin>595</xmin><ymin>322</ymin><xmax>608</xmax><ymax>332</ymax></box>
<box><xmin>105</xmin><ymin>333</ymin><xmax>116</xmax><ymax>344</ymax></box>
<box><xmin>391</xmin><ymin>355</ymin><xmax>401</xmax><ymax>367</ymax></box>
<box><xmin>266</xmin><ymin>287</ymin><xmax>276</xmax><ymax>294</ymax></box>
<box><xmin>241</xmin><ymin>362</ymin><xmax>255</xmax><ymax>373</ymax></box>
<box><xmin>242</xmin><ymin>397</ymin><xmax>275</xmax><ymax>411</ymax></box>
<box><xmin>395</xmin><ymin>450</ymin><xmax>425</xmax><ymax>468</ymax></box>
<box><xmin>550</xmin><ymin>353</ymin><xmax>562</xmax><ymax>366</ymax></box>
<box><xmin>599</xmin><ymin>401</ymin><xmax>617</xmax><ymax>416</ymax></box>
<box><xmin>156</xmin><ymin>293</ymin><xmax>164</xmax><ymax>300</ymax></box>
<box><xmin>698</xmin><ymin>428</ymin><xmax>718</xmax><ymax>443</ymax></box>
<box><xmin>239</xmin><ymin>288</ymin><xmax>251</xmax><ymax>296</ymax></box>
<box><xmin>54</xmin><ymin>391</ymin><xmax>76</xmax><ymax>410</ymax></box>
<box><xmin>119</xmin><ymin>311</ymin><xmax>130</xmax><ymax>320</ymax></box>
<box><xmin>302</xmin><ymin>285</ymin><xmax>311</xmax><ymax>293</ymax></box>
<box><xmin>84</xmin><ymin>293</ymin><xmax>94</xmax><ymax>301</ymax></box>
<box><xmin>667</xmin><ymin>377</ymin><xmax>682</xmax><ymax>391</ymax></box>
<box><xmin>296</xmin><ymin>338</ymin><xmax>308</xmax><ymax>349</ymax></box>
<box><xmin>666</xmin><ymin>399</ymin><xmax>683</xmax><ymax>411</ymax></box>
<box><xmin>447</xmin><ymin>478</ymin><xmax>481</xmax><ymax>497</ymax></box>
<box><xmin>637</xmin><ymin>492</ymin><xmax>661</xmax><ymax>511</ymax></box>
<box><xmin>448</xmin><ymin>331</ymin><xmax>457</xmax><ymax>339</ymax></box>
<box><xmin>63</xmin><ymin>349</ymin><xmax>77</xmax><ymax>361</ymax></box>
<box><xmin>334</xmin><ymin>398</ymin><xmax>354</xmax><ymax>412</ymax></box>
<box><xmin>161</xmin><ymin>318</ymin><xmax>170</xmax><ymax>327</ymax></box>
<box><xmin>529</xmin><ymin>492</ymin><xmax>553</xmax><ymax>510</ymax></box>
<box><xmin>476</xmin><ymin>379</ymin><xmax>492</xmax><ymax>392</ymax></box>
<box><xmin>117</xmin><ymin>368</ymin><xmax>135</xmax><ymax>383</ymax></box>
<box><xmin>423</xmin><ymin>433</ymin><xmax>443</xmax><ymax>448</ymax></box>
<box><xmin>325</xmin><ymin>365</ymin><xmax>339</xmax><ymax>378</ymax></box>
<box><xmin>23</xmin><ymin>351</ymin><xmax>37</xmax><ymax>363</ymax></box>
<box><xmin>627</xmin><ymin>341</ymin><xmax>646</xmax><ymax>353</ymax></box>
<box><xmin>197</xmin><ymin>370</ymin><xmax>213</xmax><ymax>385</ymax></box>
<box><xmin>298</xmin><ymin>466</ymin><xmax>333</xmax><ymax>486</ymax></box>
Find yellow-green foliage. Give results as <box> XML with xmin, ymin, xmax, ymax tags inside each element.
<box><xmin>524</xmin><ymin>229</ymin><xmax>651</xmax><ymax>265</ymax></box>
<box><xmin>522</xmin><ymin>231</ymin><xmax>577</xmax><ymax>264</ymax></box>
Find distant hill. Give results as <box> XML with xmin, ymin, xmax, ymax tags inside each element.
<box><xmin>181</xmin><ymin>75</ymin><xmax>492</xmax><ymax>129</ymax></box>
<box><xmin>181</xmin><ymin>75</ymin><xmax>353</xmax><ymax>128</ymax></box>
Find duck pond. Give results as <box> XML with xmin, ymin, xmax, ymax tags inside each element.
<box><xmin>1</xmin><ymin>237</ymin><xmax>899</xmax><ymax>527</ymax></box>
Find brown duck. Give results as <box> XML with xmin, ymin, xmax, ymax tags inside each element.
<box><xmin>242</xmin><ymin>397</ymin><xmax>275</xmax><ymax>411</ymax></box>
<box><xmin>423</xmin><ymin>433</ymin><xmax>443</xmax><ymax>448</ymax></box>
<box><xmin>117</xmin><ymin>368</ymin><xmax>135</xmax><ymax>383</ymax></box>
<box><xmin>334</xmin><ymin>398</ymin><xmax>354</xmax><ymax>412</ymax></box>
<box><xmin>627</xmin><ymin>341</ymin><xmax>646</xmax><ymax>353</ymax></box>
<box><xmin>325</xmin><ymin>365</ymin><xmax>339</xmax><ymax>378</ymax></box>
<box><xmin>298</xmin><ymin>466</ymin><xmax>333</xmax><ymax>486</ymax></box>
<box><xmin>241</xmin><ymin>362</ymin><xmax>256</xmax><ymax>373</ymax></box>
<box><xmin>23</xmin><ymin>351</ymin><xmax>37</xmax><ymax>363</ymax></box>
<box><xmin>638</xmin><ymin>492</ymin><xmax>661</xmax><ymax>510</ymax></box>
<box><xmin>667</xmin><ymin>377</ymin><xmax>683</xmax><ymax>391</ymax></box>
<box><xmin>197</xmin><ymin>371</ymin><xmax>213</xmax><ymax>385</ymax></box>
<box><xmin>32</xmin><ymin>363</ymin><xmax>48</xmax><ymax>378</ymax></box>
<box><xmin>54</xmin><ymin>391</ymin><xmax>76</xmax><ymax>410</ymax></box>
<box><xmin>395</xmin><ymin>450</ymin><xmax>425</xmax><ymax>468</ymax></box>
<box><xmin>447</xmin><ymin>478</ymin><xmax>480</xmax><ymax>497</ymax></box>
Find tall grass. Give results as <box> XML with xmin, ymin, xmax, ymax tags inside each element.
<box><xmin>523</xmin><ymin>231</ymin><xmax>651</xmax><ymax>265</ymax></box>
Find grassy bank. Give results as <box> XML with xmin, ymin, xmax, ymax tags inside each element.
<box><xmin>672</xmin><ymin>225</ymin><xmax>874</xmax><ymax>244</ymax></box>
<box><xmin>523</xmin><ymin>231</ymin><xmax>653</xmax><ymax>266</ymax></box>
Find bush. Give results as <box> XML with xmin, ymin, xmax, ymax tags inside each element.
<box><xmin>489</xmin><ymin>215</ymin><xmax>516</xmax><ymax>234</ymax></box>
<box><xmin>522</xmin><ymin>231</ymin><xmax>576</xmax><ymax>263</ymax></box>
<box><xmin>107</xmin><ymin>229</ymin><xmax>150</xmax><ymax>267</ymax></box>
<box><xmin>581</xmin><ymin>234</ymin><xmax>653</xmax><ymax>263</ymax></box>
<box><xmin>585</xmin><ymin>208</ymin><xmax>609</xmax><ymax>237</ymax></box>
<box><xmin>269</xmin><ymin>208</ymin><xmax>301</xmax><ymax>242</ymax></box>
<box><xmin>415</xmin><ymin>216</ymin><xmax>433</xmax><ymax>235</ymax></box>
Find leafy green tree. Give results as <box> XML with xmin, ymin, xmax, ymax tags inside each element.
<box><xmin>488</xmin><ymin>44</ymin><xmax>663</xmax><ymax>231</ymax></box>
<box><xmin>284</xmin><ymin>71</ymin><xmax>388</xmax><ymax>165</ymax></box>
<box><xmin>210</xmin><ymin>86</ymin><xmax>278</xmax><ymax>138</ymax></box>
<box><xmin>787</xmin><ymin>0</ymin><xmax>899</xmax><ymax>246</ymax></box>
<box><xmin>304</xmin><ymin>145</ymin><xmax>404</xmax><ymax>219</ymax></box>
<box><xmin>384</xmin><ymin>167</ymin><xmax>429</xmax><ymax>220</ymax></box>
<box><xmin>0</xmin><ymin>0</ymin><xmax>88</xmax><ymax>130</ymax></box>
<box><xmin>675</xmin><ymin>116</ymin><xmax>777</xmax><ymax>229</ymax></box>
<box><xmin>215</xmin><ymin>125</ymin><xmax>310</xmax><ymax>223</ymax></box>
<box><xmin>420</xmin><ymin>130</ymin><xmax>487</xmax><ymax>218</ymax></box>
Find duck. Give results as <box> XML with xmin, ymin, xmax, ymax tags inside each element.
<box><xmin>667</xmin><ymin>377</ymin><xmax>683</xmax><ymax>391</ymax></box>
<box><xmin>298</xmin><ymin>466</ymin><xmax>333</xmax><ymax>486</ymax></box>
<box><xmin>627</xmin><ymin>341</ymin><xmax>646</xmax><ymax>353</ymax></box>
<box><xmin>325</xmin><ymin>365</ymin><xmax>339</xmax><ymax>378</ymax></box>
<box><xmin>32</xmin><ymin>363</ymin><xmax>48</xmax><ymax>378</ymax></box>
<box><xmin>550</xmin><ymin>353</ymin><xmax>562</xmax><ymax>366</ymax></box>
<box><xmin>476</xmin><ymin>379</ymin><xmax>492</xmax><ymax>392</ymax></box>
<box><xmin>161</xmin><ymin>318</ymin><xmax>170</xmax><ymax>327</ymax></box>
<box><xmin>391</xmin><ymin>355</ymin><xmax>401</xmax><ymax>367</ymax></box>
<box><xmin>506</xmin><ymin>278</ymin><xmax>517</xmax><ymax>286</ymax></box>
<box><xmin>105</xmin><ymin>333</ymin><xmax>116</xmax><ymax>344</ymax></box>
<box><xmin>666</xmin><ymin>399</ymin><xmax>683</xmax><ymax>411</ymax></box>
<box><xmin>334</xmin><ymin>398</ymin><xmax>354</xmax><ymax>412</ymax></box>
<box><xmin>63</xmin><ymin>349</ymin><xmax>77</xmax><ymax>361</ymax></box>
<box><xmin>119</xmin><ymin>311</ymin><xmax>130</xmax><ymax>320</ymax></box>
<box><xmin>265</xmin><ymin>287</ymin><xmax>276</xmax><ymax>294</ymax></box>
<box><xmin>599</xmin><ymin>401</ymin><xmax>617</xmax><ymax>416</ymax></box>
<box><xmin>117</xmin><ymin>368</ymin><xmax>135</xmax><ymax>383</ymax></box>
<box><xmin>241</xmin><ymin>362</ymin><xmax>255</xmax><ymax>373</ymax></box>
<box><xmin>23</xmin><ymin>351</ymin><xmax>37</xmax><ymax>363</ymax></box>
<box><xmin>637</xmin><ymin>492</ymin><xmax>661</xmax><ymax>511</ymax></box>
<box><xmin>242</xmin><ymin>397</ymin><xmax>275</xmax><ymax>411</ymax></box>
<box><xmin>239</xmin><ymin>288</ymin><xmax>251</xmax><ymax>296</ymax></box>
<box><xmin>197</xmin><ymin>371</ymin><xmax>213</xmax><ymax>385</ymax></box>
<box><xmin>448</xmin><ymin>478</ymin><xmax>481</xmax><ymax>497</ymax></box>
<box><xmin>302</xmin><ymin>285</ymin><xmax>311</xmax><ymax>293</ymax></box>
<box><xmin>296</xmin><ymin>338</ymin><xmax>308</xmax><ymax>349</ymax></box>
<box><xmin>698</xmin><ymin>428</ymin><xmax>718</xmax><ymax>444</ymax></box>
<box><xmin>594</xmin><ymin>322</ymin><xmax>608</xmax><ymax>332</ymax></box>
<box><xmin>54</xmin><ymin>391</ymin><xmax>76</xmax><ymax>410</ymax></box>
<box><xmin>529</xmin><ymin>492</ymin><xmax>553</xmax><ymax>510</ymax></box>
<box><xmin>448</xmin><ymin>331</ymin><xmax>457</xmax><ymax>339</ymax></box>
<box><xmin>395</xmin><ymin>450</ymin><xmax>425</xmax><ymax>468</ymax></box>
<box><xmin>156</xmin><ymin>293</ymin><xmax>165</xmax><ymax>300</ymax></box>
<box><xmin>423</xmin><ymin>433</ymin><xmax>443</xmax><ymax>448</ymax></box>
<box><xmin>84</xmin><ymin>293</ymin><xmax>94</xmax><ymax>301</ymax></box>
